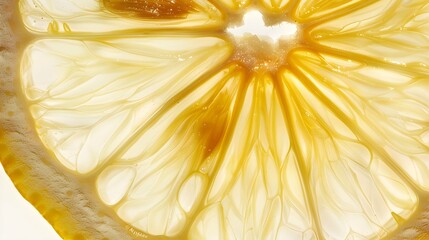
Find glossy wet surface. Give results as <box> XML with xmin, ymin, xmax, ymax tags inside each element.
<box><xmin>15</xmin><ymin>0</ymin><xmax>429</xmax><ymax>239</ymax></box>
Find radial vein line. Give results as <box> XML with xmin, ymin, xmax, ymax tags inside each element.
<box><xmin>308</xmin><ymin>44</ymin><xmax>429</xmax><ymax>77</ymax></box>
<box><xmin>290</xmin><ymin>65</ymin><xmax>422</xmax><ymax>194</ymax></box>
<box><xmin>180</xmin><ymin>68</ymin><xmax>249</xmax><ymax>236</ymax></box>
<box><xmin>302</xmin><ymin>0</ymin><xmax>379</xmax><ymax>27</ymax></box>
<box><xmin>204</xmin><ymin>69</ymin><xmax>249</xmax><ymax>192</ymax></box>
<box><xmin>86</xmin><ymin>61</ymin><xmax>233</xmax><ymax>178</ymax></box>
<box><xmin>287</xmin><ymin>0</ymin><xmax>300</xmax><ymax>13</ymax></box>
<box><xmin>274</xmin><ymin>77</ymin><xmax>325</xmax><ymax>240</ymax></box>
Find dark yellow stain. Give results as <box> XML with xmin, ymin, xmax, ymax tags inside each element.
<box><xmin>103</xmin><ymin>0</ymin><xmax>196</xmax><ymax>19</ymax></box>
<box><xmin>196</xmin><ymin>98</ymin><xmax>229</xmax><ymax>159</ymax></box>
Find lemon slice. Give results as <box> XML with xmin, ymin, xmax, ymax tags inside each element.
<box><xmin>1</xmin><ymin>0</ymin><xmax>429</xmax><ymax>239</ymax></box>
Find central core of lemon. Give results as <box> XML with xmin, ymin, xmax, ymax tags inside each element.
<box><xmin>227</xmin><ymin>10</ymin><xmax>299</xmax><ymax>72</ymax></box>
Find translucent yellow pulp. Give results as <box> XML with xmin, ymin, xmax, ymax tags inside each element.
<box><xmin>10</xmin><ymin>0</ymin><xmax>429</xmax><ymax>239</ymax></box>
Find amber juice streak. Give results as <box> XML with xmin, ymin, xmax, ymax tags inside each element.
<box><xmin>103</xmin><ymin>0</ymin><xmax>197</xmax><ymax>19</ymax></box>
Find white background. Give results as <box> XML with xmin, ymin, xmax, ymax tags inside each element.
<box><xmin>0</xmin><ymin>164</ymin><xmax>61</xmax><ymax>240</ymax></box>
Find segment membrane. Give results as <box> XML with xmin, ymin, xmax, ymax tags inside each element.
<box><xmin>21</xmin><ymin>36</ymin><xmax>232</xmax><ymax>174</ymax></box>
<box><xmin>215</xmin><ymin>0</ymin><xmax>251</xmax><ymax>12</ymax></box>
<box><xmin>19</xmin><ymin>0</ymin><xmax>224</xmax><ymax>34</ymax></box>
<box><xmin>259</xmin><ymin>0</ymin><xmax>290</xmax><ymax>13</ymax></box>
<box><xmin>310</xmin><ymin>0</ymin><xmax>429</xmax><ymax>73</ymax></box>
<box><xmin>286</xmin><ymin>50</ymin><xmax>421</xmax><ymax>239</ymax></box>
<box><xmin>290</xmin><ymin>49</ymin><xmax>429</xmax><ymax>191</ymax></box>
<box><xmin>189</xmin><ymin>76</ymin><xmax>315</xmax><ymax>240</ymax></box>
<box><xmin>292</xmin><ymin>0</ymin><xmax>373</xmax><ymax>23</ymax></box>
<box><xmin>97</xmin><ymin>66</ymin><xmax>243</xmax><ymax>236</ymax></box>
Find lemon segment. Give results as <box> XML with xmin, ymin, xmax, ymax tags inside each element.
<box><xmin>190</xmin><ymin>75</ymin><xmax>315</xmax><ymax>240</ymax></box>
<box><xmin>283</xmin><ymin>64</ymin><xmax>418</xmax><ymax>239</ymax></box>
<box><xmin>259</xmin><ymin>0</ymin><xmax>290</xmax><ymax>13</ymax></box>
<box><xmin>178</xmin><ymin>172</ymin><xmax>208</xmax><ymax>213</ymax></box>
<box><xmin>289</xmin><ymin>50</ymin><xmax>429</xmax><ymax>191</ymax></box>
<box><xmin>96</xmin><ymin>165</ymin><xmax>136</xmax><ymax>206</ymax></box>
<box><xmin>20</xmin><ymin>36</ymin><xmax>232</xmax><ymax>174</ymax></box>
<box><xmin>292</xmin><ymin>0</ymin><xmax>374</xmax><ymax>23</ymax></box>
<box><xmin>19</xmin><ymin>0</ymin><xmax>224</xmax><ymax>34</ymax></box>
<box><xmin>214</xmin><ymin>0</ymin><xmax>251</xmax><ymax>12</ymax></box>
<box><xmin>310</xmin><ymin>0</ymin><xmax>429</xmax><ymax>72</ymax></box>
<box><xmin>95</xmin><ymin>65</ymin><xmax>242</xmax><ymax>236</ymax></box>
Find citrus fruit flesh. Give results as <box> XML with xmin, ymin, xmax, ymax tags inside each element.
<box><xmin>1</xmin><ymin>0</ymin><xmax>429</xmax><ymax>239</ymax></box>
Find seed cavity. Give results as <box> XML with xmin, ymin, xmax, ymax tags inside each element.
<box><xmin>227</xmin><ymin>10</ymin><xmax>300</xmax><ymax>72</ymax></box>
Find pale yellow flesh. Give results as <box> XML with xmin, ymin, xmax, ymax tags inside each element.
<box><xmin>7</xmin><ymin>0</ymin><xmax>429</xmax><ymax>239</ymax></box>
